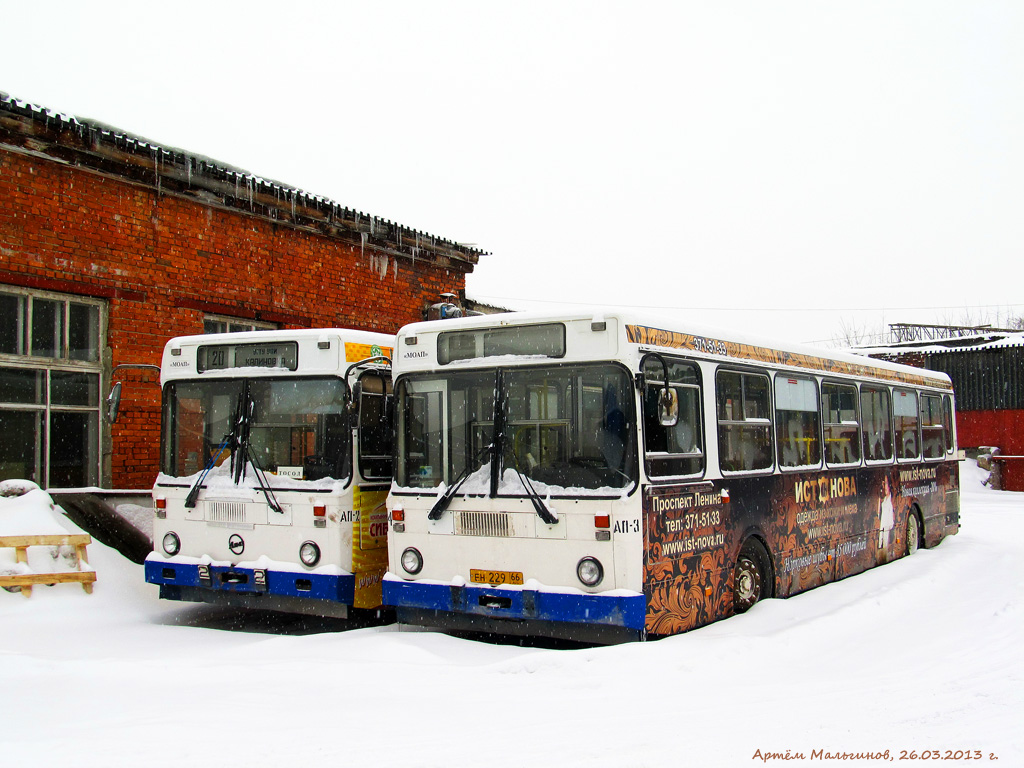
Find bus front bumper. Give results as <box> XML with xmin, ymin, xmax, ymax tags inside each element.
<box><xmin>145</xmin><ymin>554</ymin><xmax>354</xmax><ymax>604</ymax></box>
<box><xmin>382</xmin><ymin>574</ymin><xmax>646</xmax><ymax>635</ymax></box>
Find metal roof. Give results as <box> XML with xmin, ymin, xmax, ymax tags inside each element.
<box><xmin>854</xmin><ymin>331</ymin><xmax>1024</xmax><ymax>358</ymax></box>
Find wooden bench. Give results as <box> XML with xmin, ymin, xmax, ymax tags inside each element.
<box><xmin>0</xmin><ymin>534</ymin><xmax>96</xmax><ymax>597</ymax></box>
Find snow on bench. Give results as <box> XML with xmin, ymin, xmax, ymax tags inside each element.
<box><xmin>0</xmin><ymin>479</ymin><xmax>96</xmax><ymax>597</ymax></box>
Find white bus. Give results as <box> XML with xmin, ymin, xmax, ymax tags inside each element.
<box><xmin>145</xmin><ymin>328</ymin><xmax>394</xmax><ymax>618</ymax></box>
<box><xmin>382</xmin><ymin>310</ymin><xmax>960</xmax><ymax>643</ymax></box>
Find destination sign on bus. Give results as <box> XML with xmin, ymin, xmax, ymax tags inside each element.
<box><xmin>197</xmin><ymin>342</ymin><xmax>299</xmax><ymax>372</ymax></box>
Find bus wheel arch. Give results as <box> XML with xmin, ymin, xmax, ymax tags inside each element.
<box><xmin>733</xmin><ymin>536</ymin><xmax>774</xmax><ymax>613</ymax></box>
<box><xmin>906</xmin><ymin>505</ymin><xmax>925</xmax><ymax>555</ymax></box>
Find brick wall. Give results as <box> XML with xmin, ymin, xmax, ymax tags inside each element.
<box><xmin>1</xmin><ymin>146</ymin><xmax>472</xmax><ymax>489</ymax></box>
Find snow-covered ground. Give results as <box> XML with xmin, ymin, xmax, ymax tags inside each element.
<box><xmin>1</xmin><ymin>461</ymin><xmax>1020</xmax><ymax>767</ymax></box>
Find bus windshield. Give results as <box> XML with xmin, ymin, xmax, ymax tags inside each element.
<box><xmin>396</xmin><ymin>363</ymin><xmax>636</xmax><ymax>493</ymax></box>
<box><xmin>162</xmin><ymin>377</ymin><xmax>351</xmax><ymax>481</ymax></box>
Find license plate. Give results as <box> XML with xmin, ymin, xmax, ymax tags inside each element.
<box><xmin>470</xmin><ymin>569</ymin><xmax>524</xmax><ymax>586</ymax></box>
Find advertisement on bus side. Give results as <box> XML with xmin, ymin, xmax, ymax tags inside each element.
<box><xmin>643</xmin><ymin>462</ymin><xmax>959</xmax><ymax>635</ymax></box>
<box><xmin>352</xmin><ymin>485</ymin><xmax>389</xmax><ymax>609</ymax></box>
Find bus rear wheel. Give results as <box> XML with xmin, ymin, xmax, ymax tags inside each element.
<box><xmin>733</xmin><ymin>540</ymin><xmax>769</xmax><ymax>613</ymax></box>
<box><xmin>906</xmin><ymin>510</ymin><xmax>923</xmax><ymax>555</ymax></box>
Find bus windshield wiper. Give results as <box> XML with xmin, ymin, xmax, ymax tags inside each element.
<box><xmin>490</xmin><ymin>370</ymin><xmax>555</xmax><ymax>524</ymax></box>
<box><xmin>509</xmin><ymin>463</ymin><xmax>557</xmax><ymax>525</ymax></box>
<box><xmin>230</xmin><ymin>382</ymin><xmax>283</xmax><ymax>514</ymax></box>
<box><xmin>184</xmin><ymin>435</ymin><xmax>231</xmax><ymax>509</ymax></box>
<box><xmin>185</xmin><ymin>383</ymin><xmax>251</xmax><ymax>510</ymax></box>
<box><xmin>427</xmin><ymin>444</ymin><xmax>492</xmax><ymax>521</ymax></box>
<box><xmin>184</xmin><ymin>381</ymin><xmax>282</xmax><ymax>514</ymax></box>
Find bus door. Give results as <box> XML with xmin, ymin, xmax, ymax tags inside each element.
<box><xmin>352</xmin><ymin>369</ymin><xmax>393</xmax><ymax>608</ymax></box>
<box><xmin>639</xmin><ymin>355</ymin><xmax>731</xmax><ymax>635</ymax></box>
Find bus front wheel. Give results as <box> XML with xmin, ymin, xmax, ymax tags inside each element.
<box><xmin>733</xmin><ymin>540</ymin><xmax>770</xmax><ymax>613</ymax></box>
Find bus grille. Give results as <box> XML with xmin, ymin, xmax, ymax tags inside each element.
<box><xmin>207</xmin><ymin>501</ymin><xmax>248</xmax><ymax>525</ymax></box>
<box><xmin>455</xmin><ymin>510</ymin><xmax>513</xmax><ymax>537</ymax></box>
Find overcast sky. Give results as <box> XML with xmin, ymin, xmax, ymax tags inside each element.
<box><xmin>3</xmin><ymin>1</ymin><xmax>1021</xmax><ymax>346</ymax></box>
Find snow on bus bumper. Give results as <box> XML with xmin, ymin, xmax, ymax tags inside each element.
<box><xmin>381</xmin><ymin>573</ymin><xmax>646</xmax><ymax>630</ymax></box>
<box><xmin>145</xmin><ymin>553</ymin><xmax>355</xmax><ymax>603</ymax></box>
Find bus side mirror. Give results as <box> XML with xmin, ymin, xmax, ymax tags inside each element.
<box><xmin>348</xmin><ymin>382</ymin><xmax>361</xmax><ymax>416</ymax></box>
<box><xmin>659</xmin><ymin>387</ymin><xmax>679</xmax><ymax>427</ymax></box>
<box><xmin>106</xmin><ymin>382</ymin><xmax>123</xmax><ymax>424</ymax></box>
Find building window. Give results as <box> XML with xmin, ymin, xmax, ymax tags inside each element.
<box><xmin>203</xmin><ymin>314</ymin><xmax>277</xmax><ymax>334</ymax></box>
<box><xmin>1</xmin><ymin>290</ymin><xmax>101</xmax><ymax>361</ymax></box>
<box><xmin>0</xmin><ymin>287</ymin><xmax>104</xmax><ymax>488</ymax></box>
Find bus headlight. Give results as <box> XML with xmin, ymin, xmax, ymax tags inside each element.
<box><xmin>162</xmin><ymin>532</ymin><xmax>181</xmax><ymax>556</ymax></box>
<box><xmin>576</xmin><ymin>556</ymin><xmax>603</xmax><ymax>587</ymax></box>
<box><xmin>400</xmin><ymin>547</ymin><xmax>423</xmax><ymax>575</ymax></box>
<box><xmin>299</xmin><ymin>541</ymin><xmax>321</xmax><ymax>567</ymax></box>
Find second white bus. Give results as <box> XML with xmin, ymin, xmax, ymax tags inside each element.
<box><xmin>145</xmin><ymin>328</ymin><xmax>394</xmax><ymax>618</ymax></box>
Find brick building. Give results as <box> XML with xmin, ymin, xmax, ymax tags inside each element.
<box><xmin>0</xmin><ymin>92</ymin><xmax>484</xmax><ymax>491</ymax></box>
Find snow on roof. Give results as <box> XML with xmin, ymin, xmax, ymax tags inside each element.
<box><xmin>0</xmin><ymin>91</ymin><xmax>485</xmax><ymax>264</ymax></box>
<box><xmin>854</xmin><ymin>331</ymin><xmax>1024</xmax><ymax>357</ymax></box>
<box><xmin>165</xmin><ymin>326</ymin><xmax>395</xmax><ymax>348</ymax></box>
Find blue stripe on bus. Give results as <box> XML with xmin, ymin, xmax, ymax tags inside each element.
<box><xmin>144</xmin><ymin>559</ymin><xmax>355</xmax><ymax>603</ymax></box>
<box><xmin>382</xmin><ymin>578</ymin><xmax>646</xmax><ymax>630</ymax></box>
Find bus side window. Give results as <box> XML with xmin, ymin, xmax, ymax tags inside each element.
<box><xmin>860</xmin><ymin>385</ymin><xmax>893</xmax><ymax>463</ymax></box>
<box><xmin>641</xmin><ymin>358</ymin><xmax>703</xmax><ymax>478</ymax></box>
<box><xmin>920</xmin><ymin>394</ymin><xmax>944</xmax><ymax>459</ymax></box>
<box><xmin>774</xmin><ymin>375</ymin><xmax>821</xmax><ymax>469</ymax></box>
<box><xmin>717</xmin><ymin>370</ymin><xmax>772</xmax><ymax>473</ymax></box>
<box><xmin>822</xmin><ymin>382</ymin><xmax>860</xmax><ymax>467</ymax></box>
<box><xmin>894</xmin><ymin>389</ymin><xmax>919</xmax><ymax>461</ymax></box>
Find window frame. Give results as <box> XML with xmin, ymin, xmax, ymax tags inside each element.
<box><xmin>861</xmin><ymin>384</ymin><xmax>894</xmax><ymax>465</ymax></box>
<box><xmin>774</xmin><ymin>373</ymin><xmax>822</xmax><ymax>471</ymax></box>
<box><xmin>0</xmin><ymin>287</ymin><xmax>104</xmax><ymax>364</ymax></box>
<box><xmin>357</xmin><ymin>370</ymin><xmax>394</xmax><ymax>481</ymax></box>
<box><xmin>893</xmin><ymin>388</ymin><xmax>921</xmax><ymax>462</ymax></box>
<box><xmin>393</xmin><ymin>362</ymin><xmax>637</xmax><ymax>494</ymax></box>
<box><xmin>640</xmin><ymin>355</ymin><xmax>705</xmax><ymax>481</ymax></box>
<box><xmin>821</xmin><ymin>380</ymin><xmax>862</xmax><ymax>468</ymax></box>
<box><xmin>0</xmin><ymin>364</ymin><xmax>102</xmax><ymax>488</ymax></box>
<box><xmin>438</xmin><ymin>323</ymin><xmax>567</xmax><ymax>366</ymax></box>
<box><xmin>0</xmin><ymin>286</ymin><xmax>105</xmax><ymax>489</ymax></box>
<box><xmin>499</xmin><ymin>363</ymin><xmax>638</xmax><ymax>492</ymax></box>
<box><xmin>716</xmin><ymin>368</ymin><xmax>774</xmax><ymax>475</ymax></box>
<box><xmin>202</xmin><ymin>314</ymin><xmax>278</xmax><ymax>334</ymax></box>
<box><xmin>920</xmin><ymin>393</ymin><xmax>946</xmax><ymax>461</ymax></box>
<box><xmin>161</xmin><ymin>375</ymin><xmax>355</xmax><ymax>484</ymax></box>
<box><xmin>942</xmin><ymin>395</ymin><xmax>955</xmax><ymax>455</ymax></box>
